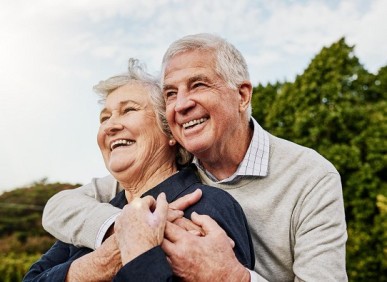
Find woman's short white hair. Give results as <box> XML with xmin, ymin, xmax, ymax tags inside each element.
<box><xmin>94</xmin><ymin>58</ymin><xmax>192</xmax><ymax>166</ymax></box>
<box><xmin>161</xmin><ymin>33</ymin><xmax>252</xmax><ymax>118</ymax></box>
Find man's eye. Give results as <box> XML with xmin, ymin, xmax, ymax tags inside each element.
<box><xmin>192</xmin><ymin>82</ymin><xmax>206</xmax><ymax>89</ymax></box>
<box><xmin>124</xmin><ymin>107</ymin><xmax>136</xmax><ymax>113</ymax></box>
<box><xmin>165</xmin><ymin>91</ymin><xmax>177</xmax><ymax>99</ymax></box>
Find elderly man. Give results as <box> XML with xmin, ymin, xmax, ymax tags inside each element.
<box><xmin>42</xmin><ymin>34</ymin><xmax>347</xmax><ymax>281</ymax></box>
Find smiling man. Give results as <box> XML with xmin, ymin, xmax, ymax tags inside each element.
<box><xmin>157</xmin><ymin>33</ymin><xmax>347</xmax><ymax>281</ymax></box>
<box><xmin>42</xmin><ymin>34</ymin><xmax>348</xmax><ymax>281</ymax></box>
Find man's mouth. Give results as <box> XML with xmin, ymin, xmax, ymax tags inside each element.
<box><xmin>182</xmin><ymin>118</ymin><xmax>208</xmax><ymax>129</ymax></box>
<box><xmin>110</xmin><ymin>139</ymin><xmax>135</xmax><ymax>151</ymax></box>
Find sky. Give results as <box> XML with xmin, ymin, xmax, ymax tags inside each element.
<box><xmin>0</xmin><ymin>0</ymin><xmax>386</xmax><ymax>193</ymax></box>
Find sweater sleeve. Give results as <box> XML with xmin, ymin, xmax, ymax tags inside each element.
<box><xmin>292</xmin><ymin>172</ymin><xmax>348</xmax><ymax>281</ymax></box>
<box><xmin>42</xmin><ymin>175</ymin><xmax>122</xmax><ymax>249</ymax></box>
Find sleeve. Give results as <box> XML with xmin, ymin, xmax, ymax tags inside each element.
<box><xmin>292</xmin><ymin>172</ymin><xmax>348</xmax><ymax>281</ymax></box>
<box><xmin>22</xmin><ymin>241</ymin><xmax>73</xmax><ymax>282</ymax></box>
<box><xmin>113</xmin><ymin>246</ymin><xmax>174</xmax><ymax>282</ymax></box>
<box><xmin>184</xmin><ymin>186</ymin><xmax>255</xmax><ymax>270</ymax></box>
<box><xmin>42</xmin><ymin>175</ymin><xmax>122</xmax><ymax>249</ymax></box>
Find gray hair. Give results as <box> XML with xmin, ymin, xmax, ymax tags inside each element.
<box><xmin>161</xmin><ymin>33</ymin><xmax>252</xmax><ymax>117</ymax></box>
<box><xmin>94</xmin><ymin>58</ymin><xmax>192</xmax><ymax>166</ymax></box>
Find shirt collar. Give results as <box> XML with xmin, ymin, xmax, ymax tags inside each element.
<box><xmin>193</xmin><ymin>118</ymin><xmax>270</xmax><ymax>183</ymax></box>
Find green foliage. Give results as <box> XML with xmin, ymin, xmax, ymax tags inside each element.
<box><xmin>0</xmin><ymin>180</ymin><xmax>80</xmax><ymax>279</ymax></box>
<box><xmin>252</xmin><ymin>38</ymin><xmax>386</xmax><ymax>281</ymax></box>
<box><xmin>0</xmin><ymin>253</ymin><xmax>41</xmax><ymax>282</ymax></box>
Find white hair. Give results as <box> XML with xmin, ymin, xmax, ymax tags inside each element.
<box><xmin>94</xmin><ymin>58</ymin><xmax>192</xmax><ymax>166</ymax></box>
<box><xmin>161</xmin><ymin>33</ymin><xmax>252</xmax><ymax>118</ymax></box>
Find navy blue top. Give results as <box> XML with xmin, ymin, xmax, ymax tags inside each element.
<box><xmin>23</xmin><ymin>165</ymin><xmax>255</xmax><ymax>281</ymax></box>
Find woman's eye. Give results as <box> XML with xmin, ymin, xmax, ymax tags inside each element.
<box><xmin>100</xmin><ymin>116</ymin><xmax>110</xmax><ymax>123</ymax></box>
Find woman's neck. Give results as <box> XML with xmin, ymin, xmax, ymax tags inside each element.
<box><xmin>122</xmin><ymin>162</ymin><xmax>177</xmax><ymax>202</ymax></box>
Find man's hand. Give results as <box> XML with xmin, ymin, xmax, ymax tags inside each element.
<box><xmin>167</xmin><ymin>188</ymin><xmax>205</xmax><ymax>236</ymax></box>
<box><xmin>169</xmin><ymin>188</ymin><xmax>202</xmax><ymax>210</ymax></box>
<box><xmin>115</xmin><ymin>193</ymin><xmax>168</xmax><ymax>265</ymax></box>
<box><xmin>162</xmin><ymin>212</ymin><xmax>250</xmax><ymax>281</ymax></box>
<box><xmin>66</xmin><ymin>234</ymin><xmax>122</xmax><ymax>281</ymax></box>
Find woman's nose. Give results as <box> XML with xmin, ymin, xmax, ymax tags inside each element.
<box><xmin>103</xmin><ymin>117</ymin><xmax>124</xmax><ymax>135</ymax></box>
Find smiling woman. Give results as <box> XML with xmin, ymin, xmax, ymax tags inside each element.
<box><xmin>97</xmin><ymin>82</ymin><xmax>175</xmax><ymax>189</ymax></box>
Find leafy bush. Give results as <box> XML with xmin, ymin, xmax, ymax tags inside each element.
<box><xmin>252</xmin><ymin>38</ymin><xmax>386</xmax><ymax>280</ymax></box>
<box><xmin>0</xmin><ymin>253</ymin><xmax>41</xmax><ymax>282</ymax></box>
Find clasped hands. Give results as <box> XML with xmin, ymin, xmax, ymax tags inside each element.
<box><xmin>69</xmin><ymin>189</ymin><xmax>248</xmax><ymax>281</ymax></box>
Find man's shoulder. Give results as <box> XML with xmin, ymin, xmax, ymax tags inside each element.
<box><xmin>268</xmin><ymin>133</ymin><xmax>338</xmax><ymax>174</ymax></box>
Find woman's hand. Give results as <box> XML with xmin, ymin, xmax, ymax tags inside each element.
<box><xmin>115</xmin><ymin>193</ymin><xmax>168</xmax><ymax>265</ymax></box>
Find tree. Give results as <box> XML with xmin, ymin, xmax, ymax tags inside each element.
<box><xmin>251</xmin><ymin>38</ymin><xmax>387</xmax><ymax>280</ymax></box>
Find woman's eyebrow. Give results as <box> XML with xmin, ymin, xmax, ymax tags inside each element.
<box><xmin>100</xmin><ymin>99</ymin><xmax>139</xmax><ymax>116</ymax></box>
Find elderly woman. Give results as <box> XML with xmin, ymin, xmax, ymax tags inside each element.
<box><xmin>23</xmin><ymin>59</ymin><xmax>254</xmax><ymax>281</ymax></box>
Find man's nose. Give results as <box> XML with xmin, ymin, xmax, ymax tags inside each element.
<box><xmin>174</xmin><ymin>92</ymin><xmax>196</xmax><ymax>114</ymax></box>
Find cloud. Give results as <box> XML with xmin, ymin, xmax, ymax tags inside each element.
<box><xmin>0</xmin><ymin>0</ymin><xmax>386</xmax><ymax>192</ymax></box>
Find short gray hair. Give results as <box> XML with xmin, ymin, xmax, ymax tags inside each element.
<box><xmin>94</xmin><ymin>58</ymin><xmax>192</xmax><ymax>166</ymax></box>
<box><xmin>161</xmin><ymin>33</ymin><xmax>251</xmax><ymax>118</ymax></box>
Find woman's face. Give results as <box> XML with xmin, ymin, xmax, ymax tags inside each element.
<box><xmin>97</xmin><ymin>82</ymin><xmax>172</xmax><ymax>180</ymax></box>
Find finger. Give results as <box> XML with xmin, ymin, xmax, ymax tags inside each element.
<box><xmin>188</xmin><ymin>229</ymin><xmax>203</xmax><ymax>236</ymax></box>
<box><xmin>142</xmin><ymin>195</ymin><xmax>157</xmax><ymax>210</ymax></box>
<box><xmin>167</xmin><ymin>208</ymin><xmax>184</xmax><ymax>222</ymax></box>
<box><xmin>174</xmin><ymin>217</ymin><xmax>205</xmax><ymax>236</ymax></box>
<box><xmin>155</xmin><ymin>193</ymin><xmax>168</xmax><ymax>221</ymax></box>
<box><xmin>161</xmin><ymin>237</ymin><xmax>175</xmax><ymax>257</ymax></box>
<box><xmin>191</xmin><ymin>212</ymin><xmax>235</xmax><ymax>247</ymax></box>
<box><xmin>164</xmin><ymin>221</ymin><xmax>190</xmax><ymax>242</ymax></box>
<box><xmin>191</xmin><ymin>211</ymin><xmax>219</xmax><ymax>234</ymax></box>
<box><xmin>169</xmin><ymin>189</ymin><xmax>202</xmax><ymax>211</ymax></box>
<box><xmin>130</xmin><ymin>196</ymin><xmax>156</xmax><ymax>211</ymax></box>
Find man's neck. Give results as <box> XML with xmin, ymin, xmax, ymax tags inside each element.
<box><xmin>199</xmin><ymin>124</ymin><xmax>254</xmax><ymax>181</ymax></box>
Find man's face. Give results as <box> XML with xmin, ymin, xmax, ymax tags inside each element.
<box><xmin>163</xmin><ymin>50</ymin><xmax>243</xmax><ymax>162</ymax></box>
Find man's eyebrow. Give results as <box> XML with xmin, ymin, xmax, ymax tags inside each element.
<box><xmin>188</xmin><ymin>74</ymin><xmax>211</xmax><ymax>85</ymax></box>
<box><xmin>162</xmin><ymin>84</ymin><xmax>175</xmax><ymax>92</ymax></box>
<box><xmin>163</xmin><ymin>75</ymin><xmax>211</xmax><ymax>92</ymax></box>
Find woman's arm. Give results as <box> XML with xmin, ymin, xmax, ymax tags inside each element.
<box><xmin>23</xmin><ymin>241</ymin><xmax>73</xmax><ymax>282</ymax></box>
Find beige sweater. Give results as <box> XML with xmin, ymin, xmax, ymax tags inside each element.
<box><xmin>197</xmin><ymin>134</ymin><xmax>347</xmax><ymax>281</ymax></box>
<box><xmin>42</xmin><ymin>134</ymin><xmax>347</xmax><ymax>281</ymax></box>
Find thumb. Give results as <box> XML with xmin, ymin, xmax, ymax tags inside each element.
<box><xmin>191</xmin><ymin>212</ymin><xmax>235</xmax><ymax>248</ymax></box>
<box><xmin>155</xmin><ymin>193</ymin><xmax>168</xmax><ymax>221</ymax></box>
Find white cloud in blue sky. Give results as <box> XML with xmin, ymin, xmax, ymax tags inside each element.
<box><xmin>0</xmin><ymin>0</ymin><xmax>386</xmax><ymax>192</ymax></box>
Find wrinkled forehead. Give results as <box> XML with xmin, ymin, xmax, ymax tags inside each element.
<box><xmin>163</xmin><ymin>50</ymin><xmax>217</xmax><ymax>81</ymax></box>
<box><xmin>163</xmin><ymin>49</ymin><xmax>216</xmax><ymax>76</ymax></box>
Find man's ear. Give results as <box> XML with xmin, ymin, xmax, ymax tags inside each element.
<box><xmin>238</xmin><ymin>81</ymin><xmax>252</xmax><ymax>113</ymax></box>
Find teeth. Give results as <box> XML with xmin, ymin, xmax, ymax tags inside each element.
<box><xmin>111</xmin><ymin>139</ymin><xmax>134</xmax><ymax>150</ymax></box>
<box><xmin>183</xmin><ymin>118</ymin><xmax>207</xmax><ymax>129</ymax></box>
